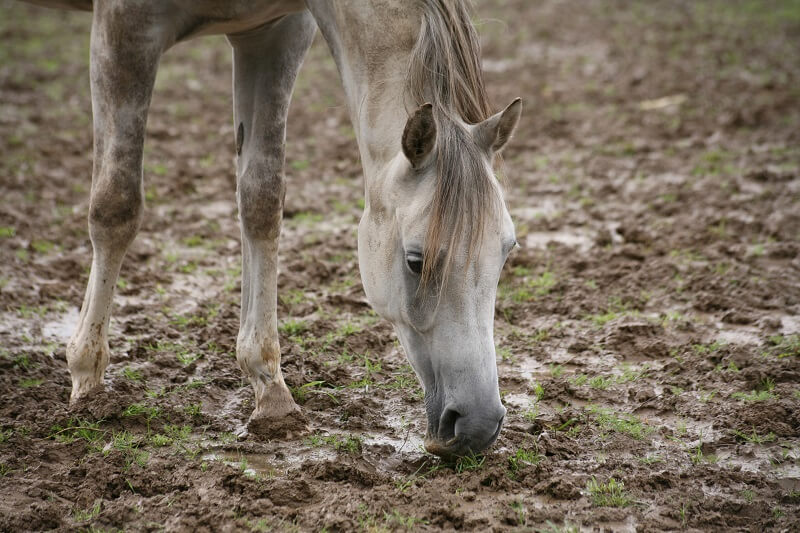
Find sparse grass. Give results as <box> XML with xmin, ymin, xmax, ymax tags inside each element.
<box><xmin>497</xmin><ymin>346</ymin><xmax>515</xmax><ymax>363</ymax></box>
<box><xmin>290</xmin><ymin>380</ymin><xmax>337</xmax><ymax>404</ymax></box>
<box><xmin>586</xmin><ymin>405</ymin><xmax>652</xmax><ymax>440</ymax></box>
<box><xmin>531</xmin><ymin>382</ymin><xmax>545</xmax><ymax>401</ymax></box>
<box><xmin>527</xmin><ymin>271</ymin><xmax>556</xmax><ymax>297</ymax></box>
<box><xmin>183</xmin><ymin>403</ymin><xmax>201</xmax><ymax>417</ymax></box>
<box><xmin>122</xmin><ymin>404</ymin><xmax>161</xmax><ymax>420</ymax></box>
<box><xmin>688</xmin><ymin>442</ymin><xmax>717</xmax><ymax>465</ymax></box>
<box><xmin>523</xmin><ymin>402</ymin><xmax>539</xmax><ymax>423</ymax></box>
<box><xmin>732</xmin><ymin>428</ymin><xmax>776</xmax><ymax>444</ymax></box>
<box><xmin>692</xmin><ymin>340</ymin><xmax>724</xmax><ymax>355</ymax></box>
<box><xmin>306</xmin><ymin>433</ymin><xmax>362</xmax><ymax>454</ymax></box>
<box><xmin>510</xmin><ymin>500</ymin><xmax>527</xmax><ymax>526</ymax></box>
<box><xmin>121</xmin><ymin>366</ymin><xmax>143</xmax><ymax>382</ymax></box>
<box><xmin>586</xmin><ymin>477</ymin><xmax>632</xmax><ymax>507</ymax></box>
<box><xmin>588</xmin><ymin>375</ymin><xmax>613</xmax><ymax>390</ymax></box>
<box><xmin>73</xmin><ymin>500</ymin><xmax>101</xmax><ymax>522</ymax></box>
<box><xmin>678</xmin><ymin>502</ymin><xmax>689</xmax><ymax>528</ymax></box>
<box><xmin>508</xmin><ymin>445</ymin><xmax>544</xmax><ymax>476</ymax></box>
<box><xmin>549</xmin><ymin>364</ymin><xmax>564</xmax><ymax>377</ymax></box>
<box><xmin>31</xmin><ymin>239</ymin><xmax>55</xmax><ymax>254</ymax></box>
<box><xmin>104</xmin><ymin>430</ymin><xmax>149</xmax><ymax>468</ymax></box>
<box><xmin>176</xmin><ymin>351</ymin><xmax>201</xmax><ymax>366</ymax></box>
<box><xmin>765</xmin><ymin>334</ymin><xmax>800</xmax><ymax>358</ymax></box>
<box><xmin>731</xmin><ymin>378</ymin><xmax>776</xmax><ymax>403</ymax></box>
<box><xmin>452</xmin><ymin>452</ymin><xmax>485</xmax><ymax>474</ymax></box>
<box><xmin>150</xmin><ymin>425</ymin><xmax>191</xmax><ymax>448</ymax></box>
<box><xmin>19</xmin><ymin>377</ymin><xmax>43</xmax><ymax>388</ymax></box>
<box><xmin>639</xmin><ymin>453</ymin><xmax>662</xmax><ymax>464</ymax></box>
<box><xmin>383</xmin><ymin>510</ymin><xmax>428</xmax><ymax>529</ymax></box>
<box><xmin>501</xmin><ymin>270</ymin><xmax>557</xmax><ymax>302</ymax></box>
<box><xmin>50</xmin><ymin>418</ymin><xmax>105</xmax><ymax>444</ymax></box>
<box><xmin>585</xmin><ymin>297</ymin><xmax>634</xmax><ymax>327</ymax></box>
<box><xmin>699</xmin><ymin>390</ymin><xmax>717</xmax><ymax>403</ymax></box>
<box><xmin>280</xmin><ymin>288</ymin><xmax>307</xmax><ymax>306</ymax></box>
<box><xmin>278</xmin><ymin>319</ymin><xmax>308</xmax><ymax>336</ymax></box>
<box><xmin>569</xmin><ymin>374</ymin><xmax>588</xmax><ymax>386</ymax></box>
<box><xmin>122</xmin><ymin>403</ymin><xmax>161</xmax><ymax>434</ymax></box>
<box><xmin>334</xmin><ymin>320</ymin><xmax>362</xmax><ymax>338</ymax></box>
<box><xmin>616</xmin><ymin>363</ymin><xmax>647</xmax><ymax>383</ymax></box>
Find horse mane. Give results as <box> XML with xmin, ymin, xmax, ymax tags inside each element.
<box><xmin>406</xmin><ymin>0</ymin><xmax>500</xmax><ymax>289</ymax></box>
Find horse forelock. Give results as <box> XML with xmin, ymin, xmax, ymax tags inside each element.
<box><xmin>406</xmin><ymin>0</ymin><xmax>500</xmax><ymax>288</ymax></box>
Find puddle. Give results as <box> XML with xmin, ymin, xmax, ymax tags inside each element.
<box><xmin>512</xmin><ymin>199</ymin><xmax>561</xmax><ymax>221</ymax></box>
<box><xmin>677</xmin><ymin>310</ymin><xmax>767</xmax><ymax>346</ymax></box>
<box><xmin>525</xmin><ymin>229</ymin><xmax>593</xmax><ymax>253</ymax></box>
<box><xmin>715</xmin><ymin>328</ymin><xmax>762</xmax><ymax>346</ymax></box>
<box><xmin>203</xmin><ymin>447</ymin><xmax>337</xmax><ymax>478</ymax></box>
<box><xmin>585</xmin><ymin>516</ymin><xmax>638</xmax><ymax>533</ymax></box>
<box><xmin>780</xmin><ymin>314</ymin><xmax>799</xmax><ymax>335</ymax></box>
<box><xmin>503</xmin><ymin>392</ymin><xmax>535</xmax><ymax>411</ymax></box>
<box><xmin>42</xmin><ymin>306</ymin><xmax>79</xmax><ymax>342</ymax></box>
<box><xmin>775</xmin><ymin>465</ymin><xmax>800</xmax><ymax>491</ymax></box>
<box><xmin>371</xmin><ymin>411</ymin><xmax>427</xmax><ymax>457</ymax></box>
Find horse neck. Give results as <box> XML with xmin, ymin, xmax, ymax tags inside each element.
<box><xmin>308</xmin><ymin>1</ymin><xmax>423</xmax><ymax>176</ymax></box>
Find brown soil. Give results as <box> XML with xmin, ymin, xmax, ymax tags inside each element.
<box><xmin>1</xmin><ymin>0</ymin><xmax>799</xmax><ymax>531</ymax></box>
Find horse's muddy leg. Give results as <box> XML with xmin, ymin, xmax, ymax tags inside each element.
<box><xmin>67</xmin><ymin>5</ymin><xmax>167</xmax><ymax>403</ymax></box>
<box><xmin>228</xmin><ymin>13</ymin><xmax>316</xmax><ymax>424</ymax></box>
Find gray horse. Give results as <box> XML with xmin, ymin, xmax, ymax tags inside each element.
<box><xmin>24</xmin><ymin>0</ymin><xmax>521</xmax><ymax>458</ymax></box>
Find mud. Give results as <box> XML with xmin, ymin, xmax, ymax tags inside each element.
<box><xmin>1</xmin><ymin>0</ymin><xmax>799</xmax><ymax>531</ymax></box>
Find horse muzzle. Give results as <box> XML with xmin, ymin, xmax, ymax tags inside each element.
<box><xmin>423</xmin><ymin>402</ymin><xmax>506</xmax><ymax>459</ymax></box>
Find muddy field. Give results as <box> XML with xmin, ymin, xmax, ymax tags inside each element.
<box><xmin>1</xmin><ymin>0</ymin><xmax>799</xmax><ymax>531</ymax></box>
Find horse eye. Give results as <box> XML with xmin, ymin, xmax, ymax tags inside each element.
<box><xmin>406</xmin><ymin>252</ymin><xmax>423</xmax><ymax>275</ymax></box>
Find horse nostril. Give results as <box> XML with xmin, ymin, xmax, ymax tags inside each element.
<box><xmin>438</xmin><ymin>406</ymin><xmax>462</xmax><ymax>441</ymax></box>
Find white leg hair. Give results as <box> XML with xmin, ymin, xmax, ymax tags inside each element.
<box><xmin>228</xmin><ymin>12</ymin><xmax>316</xmax><ymax>420</ymax></box>
<box><xmin>67</xmin><ymin>4</ymin><xmax>168</xmax><ymax>402</ymax></box>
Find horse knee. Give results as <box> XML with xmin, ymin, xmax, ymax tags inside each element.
<box><xmin>238</xmin><ymin>158</ymin><xmax>285</xmax><ymax>241</ymax></box>
<box><xmin>89</xmin><ymin>168</ymin><xmax>143</xmax><ymax>244</ymax></box>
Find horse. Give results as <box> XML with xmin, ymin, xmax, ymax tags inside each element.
<box><xmin>22</xmin><ymin>0</ymin><xmax>522</xmax><ymax>458</ymax></box>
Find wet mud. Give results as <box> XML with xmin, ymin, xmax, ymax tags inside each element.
<box><xmin>1</xmin><ymin>0</ymin><xmax>799</xmax><ymax>531</ymax></box>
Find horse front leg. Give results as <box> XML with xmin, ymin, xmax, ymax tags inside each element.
<box><xmin>67</xmin><ymin>4</ymin><xmax>168</xmax><ymax>402</ymax></box>
<box><xmin>228</xmin><ymin>13</ymin><xmax>316</xmax><ymax>422</ymax></box>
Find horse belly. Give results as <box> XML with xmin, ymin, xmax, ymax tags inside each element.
<box><xmin>19</xmin><ymin>0</ymin><xmax>91</xmax><ymax>11</ymax></box>
<box><xmin>172</xmin><ymin>0</ymin><xmax>308</xmax><ymax>39</ymax></box>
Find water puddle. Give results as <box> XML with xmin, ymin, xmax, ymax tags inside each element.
<box><xmin>514</xmin><ymin>347</ymin><xmax>572</xmax><ymax>381</ymax></box>
<box><xmin>715</xmin><ymin>328</ymin><xmax>762</xmax><ymax>346</ymax></box>
<box><xmin>512</xmin><ymin>199</ymin><xmax>561</xmax><ymax>221</ymax></box>
<box><xmin>203</xmin><ymin>447</ymin><xmax>337</xmax><ymax>478</ymax></box>
<box><xmin>43</xmin><ymin>306</ymin><xmax>79</xmax><ymax>341</ymax></box>
<box><xmin>525</xmin><ymin>229</ymin><xmax>593</xmax><ymax>253</ymax></box>
<box><xmin>775</xmin><ymin>464</ymin><xmax>800</xmax><ymax>491</ymax></box>
<box><xmin>780</xmin><ymin>314</ymin><xmax>799</xmax><ymax>335</ymax></box>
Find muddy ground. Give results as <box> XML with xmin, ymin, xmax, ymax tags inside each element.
<box><xmin>1</xmin><ymin>0</ymin><xmax>799</xmax><ymax>531</ymax></box>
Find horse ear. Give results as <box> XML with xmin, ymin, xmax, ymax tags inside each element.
<box><xmin>402</xmin><ymin>103</ymin><xmax>436</xmax><ymax>168</ymax></box>
<box><xmin>474</xmin><ymin>97</ymin><xmax>522</xmax><ymax>153</ymax></box>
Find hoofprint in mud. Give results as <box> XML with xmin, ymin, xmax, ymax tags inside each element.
<box><xmin>26</xmin><ymin>0</ymin><xmax>521</xmax><ymax>458</ymax></box>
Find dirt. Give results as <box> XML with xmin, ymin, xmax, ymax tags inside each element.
<box><xmin>1</xmin><ymin>0</ymin><xmax>799</xmax><ymax>531</ymax></box>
